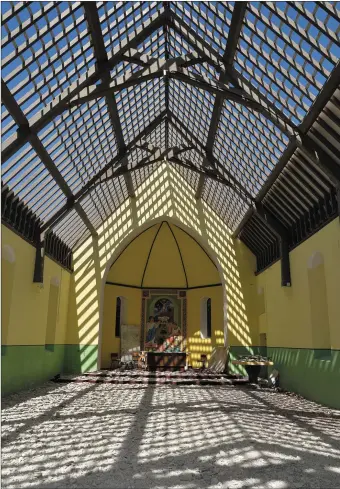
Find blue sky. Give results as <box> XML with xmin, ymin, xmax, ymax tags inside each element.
<box><xmin>1</xmin><ymin>1</ymin><xmax>340</xmax><ymax>238</ymax></box>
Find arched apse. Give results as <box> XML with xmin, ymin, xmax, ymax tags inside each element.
<box><xmin>98</xmin><ymin>216</ymin><xmax>229</xmax><ymax>369</ymax></box>
<box><xmin>69</xmin><ymin>163</ymin><xmax>256</xmax><ymax>373</ymax></box>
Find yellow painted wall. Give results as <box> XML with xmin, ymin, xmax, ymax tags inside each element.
<box><xmin>230</xmin><ymin>239</ymin><xmax>258</xmax><ymax>346</ymax></box>
<box><xmin>1</xmin><ymin>225</ymin><xmax>71</xmax><ymax>346</ymax></box>
<box><xmin>186</xmin><ymin>286</ymin><xmax>224</xmax><ymax>366</ymax></box>
<box><xmin>106</xmin><ymin>221</ymin><xmax>221</xmax><ymax>288</ymax></box>
<box><xmin>101</xmin><ymin>285</ymin><xmax>142</xmax><ymax>368</ymax></box>
<box><xmin>256</xmin><ymin>218</ymin><xmax>340</xmax><ymax>349</ymax></box>
<box><xmin>107</xmin><ymin>225</ymin><xmax>159</xmax><ymax>286</ymax></box>
<box><xmin>65</xmin><ymin>238</ymin><xmax>101</xmax><ymax>346</ymax></box>
<box><xmin>2</xmin><ymin>255</ymin><xmax>15</xmax><ymax>344</ymax></box>
<box><xmin>100</xmin><ymin>283</ymin><xmax>225</xmax><ymax>368</ymax></box>
<box><xmin>171</xmin><ymin>224</ymin><xmax>220</xmax><ymax>287</ymax></box>
<box><xmin>143</xmin><ymin>223</ymin><xmax>186</xmax><ymax>288</ymax></box>
<box><xmin>67</xmin><ymin>164</ymin><xmax>259</xmax><ymax>367</ymax></box>
<box><xmin>45</xmin><ymin>284</ymin><xmax>60</xmax><ymax>345</ymax></box>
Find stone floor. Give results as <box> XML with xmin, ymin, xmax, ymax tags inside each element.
<box><xmin>2</xmin><ymin>381</ymin><xmax>340</xmax><ymax>489</ymax></box>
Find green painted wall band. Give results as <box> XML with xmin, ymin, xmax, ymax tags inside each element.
<box><xmin>229</xmin><ymin>346</ymin><xmax>340</xmax><ymax>409</ymax></box>
<box><xmin>2</xmin><ymin>344</ymin><xmax>340</xmax><ymax>409</ymax></box>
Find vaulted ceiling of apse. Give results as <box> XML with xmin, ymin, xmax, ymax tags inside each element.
<box><xmin>1</xmin><ymin>2</ymin><xmax>340</xmax><ymax>277</ymax></box>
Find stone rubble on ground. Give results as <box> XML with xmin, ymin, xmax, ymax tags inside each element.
<box><xmin>1</xmin><ymin>381</ymin><xmax>340</xmax><ymax>489</ymax></box>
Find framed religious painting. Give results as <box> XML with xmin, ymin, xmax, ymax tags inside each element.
<box><xmin>141</xmin><ymin>289</ymin><xmax>187</xmax><ymax>352</ymax></box>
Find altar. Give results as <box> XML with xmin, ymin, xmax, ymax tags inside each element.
<box><xmin>147</xmin><ymin>352</ymin><xmax>187</xmax><ymax>371</ymax></box>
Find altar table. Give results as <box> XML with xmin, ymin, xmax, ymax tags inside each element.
<box><xmin>147</xmin><ymin>352</ymin><xmax>187</xmax><ymax>371</ymax></box>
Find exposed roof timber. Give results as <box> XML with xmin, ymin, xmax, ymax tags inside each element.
<box><xmin>89</xmin><ymin>149</ymin><xmax>251</xmax><ymax>205</ymax></box>
<box><xmin>1</xmin><ymin>10</ymin><xmax>168</xmax><ymax>163</ymax></box>
<box><xmin>255</xmin><ymin>203</ymin><xmax>289</xmax><ymax>238</ymax></box>
<box><xmin>251</xmin><ymin>67</ymin><xmax>340</xmax><ymax>210</ymax></box>
<box><xmin>197</xmin><ymin>2</ymin><xmax>248</xmax><ymax>199</ymax></box>
<box><xmin>166</xmin><ymin>11</ymin><xmax>224</xmax><ymax>74</ymax></box>
<box><xmin>223</xmin><ymin>3</ymin><xmax>248</xmax><ymax>68</ymax></box>
<box><xmin>255</xmin><ymin>203</ymin><xmax>291</xmax><ymax>286</ymax></box>
<box><xmin>255</xmin><ymin>138</ymin><xmax>298</xmax><ymax>203</ymax></box>
<box><xmin>40</xmin><ymin>111</ymin><xmax>168</xmax><ymax>234</ymax></box>
<box><xmin>121</xmin><ymin>53</ymin><xmax>154</xmax><ymax>67</ymax></box>
<box><xmin>170</xmin><ymin>156</ymin><xmax>252</xmax><ymax>205</ymax></box>
<box><xmin>164</xmin><ymin>3</ymin><xmax>170</xmax><ymax>150</ymax></box>
<box><xmin>300</xmin><ymin>62</ymin><xmax>340</xmax><ymax>134</ymax></box>
<box><xmin>80</xmin><ymin>3</ymin><xmax>135</xmax><ymax>197</ymax></box>
<box><xmin>167</xmin><ymin>10</ymin><xmax>298</xmax><ymax>135</ymax></box>
<box><xmin>135</xmin><ymin>144</ymin><xmax>194</xmax><ymax>156</ymax></box>
<box><xmin>167</xmin><ymin>111</ymin><xmax>254</xmax><ymax>202</ymax></box>
<box><xmin>83</xmin><ymin>3</ymin><xmax>124</xmax><ymax>149</ymax></box>
<box><xmin>232</xmin><ymin>206</ymin><xmax>255</xmax><ymax>239</ymax></box>
<box><xmin>1</xmin><ymin>79</ymin><xmax>97</xmax><ymax>237</ymax></box>
<box><xmin>67</xmin><ymin>59</ymin><xmax>266</xmax><ymax>113</ymax></box>
<box><xmin>298</xmin><ymin>135</ymin><xmax>340</xmax><ymax>184</ymax></box>
<box><xmin>229</xmin><ymin>67</ymin><xmax>297</xmax><ymax>133</ymax></box>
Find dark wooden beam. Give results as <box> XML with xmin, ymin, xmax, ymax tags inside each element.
<box><xmin>40</xmin><ymin>111</ymin><xmax>167</xmax><ymax>234</ymax></box>
<box><xmin>1</xmin><ymin>79</ymin><xmax>97</xmax><ymax>238</ymax></box>
<box><xmin>299</xmin><ymin>135</ymin><xmax>340</xmax><ymax>184</ymax></box>
<box><xmin>33</xmin><ymin>227</ymin><xmax>45</xmax><ymax>283</ymax></box>
<box><xmin>196</xmin><ymin>2</ymin><xmax>248</xmax><ymax>198</ymax></box>
<box><xmin>255</xmin><ymin>203</ymin><xmax>291</xmax><ymax>286</ymax></box>
<box><xmin>83</xmin><ymin>2</ymin><xmax>134</xmax><ymax>197</ymax></box>
<box><xmin>300</xmin><ymin>61</ymin><xmax>340</xmax><ymax>134</ymax></box>
<box><xmin>255</xmin><ymin>138</ymin><xmax>298</xmax><ymax>202</ymax></box>
<box><xmin>67</xmin><ymin>62</ymin><xmax>264</xmax><ymax>112</ymax></box>
<box><xmin>232</xmin><ymin>206</ymin><xmax>255</xmax><ymax>238</ymax></box>
<box><xmin>223</xmin><ymin>3</ymin><xmax>248</xmax><ymax>68</ymax></box>
<box><xmin>2</xmin><ymin>10</ymin><xmax>168</xmax><ymax>163</ymax></box>
<box><xmin>167</xmin><ymin>112</ymin><xmax>254</xmax><ymax>202</ymax></box>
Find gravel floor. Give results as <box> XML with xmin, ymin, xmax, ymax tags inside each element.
<box><xmin>2</xmin><ymin>382</ymin><xmax>340</xmax><ymax>489</ymax></box>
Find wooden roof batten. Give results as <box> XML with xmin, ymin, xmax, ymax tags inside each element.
<box><xmin>1</xmin><ymin>1</ymin><xmax>339</xmax><ymax>285</ymax></box>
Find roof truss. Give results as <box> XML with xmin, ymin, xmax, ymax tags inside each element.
<box><xmin>1</xmin><ymin>1</ymin><xmax>339</xmax><ymax>285</ymax></box>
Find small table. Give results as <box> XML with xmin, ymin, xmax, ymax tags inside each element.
<box><xmin>232</xmin><ymin>360</ymin><xmax>274</xmax><ymax>383</ymax></box>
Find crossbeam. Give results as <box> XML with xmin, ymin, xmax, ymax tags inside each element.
<box><xmin>1</xmin><ymin>10</ymin><xmax>168</xmax><ymax>163</ymax></box>
<box><xmin>40</xmin><ymin>111</ymin><xmax>168</xmax><ymax>234</ymax></box>
<box><xmin>1</xmin><ymin>80</ymin><xmax>97</xmax><ymax>236</ymax></box>
<box><xmin>197</xmin><ymin>2</ymin><xmax>248</xmax><ymax>199</ymax></box>
<box><xmin>66</xmin><ymin>60</ymin><xmax>263</xmax><ymax>113</ymax></box>
<box><xmin>84</xmin><ymin>2</ymin><xmax>135</xmax><ymax>197</ymax></box>
<box><xmin>167</xmin><ymin>112</ymin><xmax>254</xmax><ymax>202</ymax></box>
<box><xmin>85</xmin><ymin>149</ymin><xmax>252</xmax><ymax>206</ymax></box>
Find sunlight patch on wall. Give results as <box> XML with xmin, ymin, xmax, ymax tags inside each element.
<box><xmin>69</xmin><ymin>161</ymin><xmax>255</xmax><ymax>367</ymax></box>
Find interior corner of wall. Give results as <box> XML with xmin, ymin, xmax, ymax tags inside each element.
<box><xmin>259</xmin><ymin>312</ymin><xmax>267</xmax><ymax>334</ymax></box>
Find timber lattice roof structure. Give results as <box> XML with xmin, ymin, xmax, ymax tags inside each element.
<box><xmin>1</xmin><ymin>1</ymin><xmax>340</xmax><ymax>277</ymax></box>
